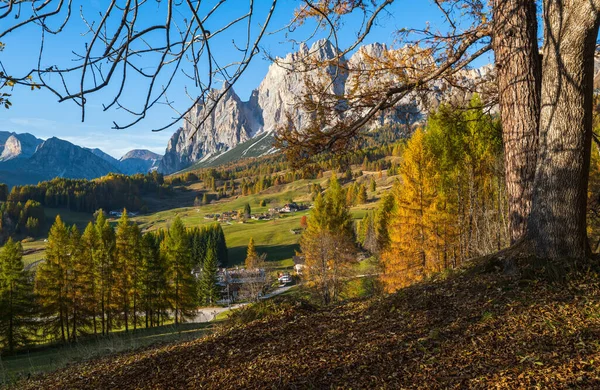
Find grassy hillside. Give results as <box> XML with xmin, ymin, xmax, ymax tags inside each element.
<box><xmin>180</xmin><ymin>132</ymin><xmax>276</xmax><ymax>172</ymax></box>
<box><xmin>17</xmin><ymin>259</ymin><xmax>600</xmax><ymax>389</ymax></box>
<box><xmin>5</xmin><ymin>171</ymin><xmax>383</xmax><ymax>269</ymax></box>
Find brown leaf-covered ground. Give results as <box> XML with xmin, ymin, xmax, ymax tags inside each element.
<box><xmin>17</xmin><ymin>261</ymin><xmax>600</xmax><ymax>389</ymax></box>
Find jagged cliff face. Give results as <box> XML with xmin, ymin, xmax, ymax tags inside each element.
<box><xmin>159</xmin><ymin>40</ymin><xmax>345</xmax><ymax>174</ymax></box>
<box><xmin>158</xmin><ymin>39</ymin><xmax>493</xmax><ymax>174</ymax></box>
<box><xmin>160</xmin><ymin>84</ymin><xmax>260</xmax><ymax>173</ymax></box>
<box><xmin>0</xmin><ymin>133</ymin><xmax>42</xmax><ymax>161</ymax></box>
<box><xmin>257</xmin><ymin>40</ymin><xmax>347</xmax><ymax>134</ymax></box>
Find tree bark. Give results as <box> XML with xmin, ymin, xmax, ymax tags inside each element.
<box><xmin>492</xmin><ymin>0</ymin><xmax>542</xmax><ymax>243</ymax></box>
<box><xmin>527</xmin><ymin>1</ymin><xmax>600</xmax><ymax>259</ymax></box>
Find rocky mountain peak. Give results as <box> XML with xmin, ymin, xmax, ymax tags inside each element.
<box><xmin>158</xmin><ymin>39</ymin><xmax>492</xmax><ymax>174</ymax></box>
<box><xmin>120</xmin><ymin>149</ymin><xmax>161</xmax><ymax>161</ymax></box>
<box><xmin>0</xmin><ymin>132</ymin><xmax>42</xmax><ymax>161</ymax></box>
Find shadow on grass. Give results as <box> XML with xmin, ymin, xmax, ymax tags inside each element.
<box><xmin>0</xmin><ymin>322</ymin><xmax>214</xmax><ymax>385</ymax></box>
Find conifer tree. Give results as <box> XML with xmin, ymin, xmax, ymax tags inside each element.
<box><xmin>199</xmin><ymin>244</ymin><xmax>220</xmax><ymax>306</ymax></box>
<box><xmin>80</xmin><ymin>222</ymin><xmax>99</xmax><ymax>334</ymax></box>
<box><xmin>301</xmin><ymin>175</ymin><xmax>355</xmax><ymax>305</ymax></box>
<box><xmin>36</xmin><ymin>216</ymin><xmax>72</xmax><ymax>343</ymax></box>
<box><xmin>140</xmin><ymin>232</ymin><xmax>168</xmax><ymax>327</ymax></box>
<box><xmin>0</xmin><ymin>238</ymin><xmax>34</xmax><ymax>353</ymax></box>
<box><xmin>375</xmin><ymin>184</ymin><xmax>395</xmax><ymax>253</ymax></box>
<box><xmin>381</xmin><ymin>129</ymin><xmax>438</xmax><ymax>291</ymax></box>
<box><xmin>95</xmin><ymin>211</ymin><xmax>116</xmax><ymax>334</ymax></box>
<box><xmin>245</xmin><ymin>237</ymin><xmax>259</xmax><ymax>269</ymax></box>
<box><xmin>67</xmin><ymin>225</ymin><xmax>90</xmax><ymax>341</ymax></box>
<box><xmin>165</xmin><ymin>217</ymin><xmax>196</xmax><ymax>324</ymax></box>
<box><xmin>357</xmin><ymin>184</ymin><xmax>368</xmax><ymax>204</ymax></box>
<box><xmin>115</xmin><ymin>210</ymin><xmax>143</xmax><ymax>331</ymax></box>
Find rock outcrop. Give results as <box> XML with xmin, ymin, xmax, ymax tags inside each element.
<box><xmin>0</xmin><ymin>133</ymin><xmax>42</xmax><ymax>161</ymax></box>
<box><xmin>158</xmin><ymin>40</ymin><xmax>346</xmax><ymax>174</ymax></box>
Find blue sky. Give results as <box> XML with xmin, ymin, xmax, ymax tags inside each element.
<box><xmin>0</xmin><ymin>1</ymin><xmax>491</xmax><ymax>158</ymax></box>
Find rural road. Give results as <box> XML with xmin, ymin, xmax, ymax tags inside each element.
<box><xmin>191</xmin><ymin>284</ymin><xmax>295</xmax><ymax>323</ymax></box>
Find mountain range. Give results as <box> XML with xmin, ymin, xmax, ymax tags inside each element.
<box><xmin>157</xmin><ymin>39</ymin><xmax>492</xmax><ymax>174</ymax></box>
<box><xmin>10</xmin><ymin>38</ymin><xmax>590</xmax><ymax>183</ymax></box>
<box><xmin>0</xmin><ymin>131</ymin><xmax>162</xmax><ymax>187</ymax></box>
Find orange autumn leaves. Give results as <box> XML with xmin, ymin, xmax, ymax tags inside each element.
<box><xmin>381</xmin><ymin>96</ymin><xmax>504</xmax><ymax>292</ymax></box>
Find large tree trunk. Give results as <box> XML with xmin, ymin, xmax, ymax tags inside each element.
<box><xmin>527</xmin><ymin>1</ymin><xmax>600</xmax><ymax>259</ymax></box>
<box><xmin>492</xmin><ymin>0</ymin><xmax>541</xmax><ymax>243</ymax></box>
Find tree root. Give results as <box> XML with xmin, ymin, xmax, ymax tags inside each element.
<box><xmin>470</xmin><ymin>238</ymin><xmax>600</xmax><ymax>283</ymax></box>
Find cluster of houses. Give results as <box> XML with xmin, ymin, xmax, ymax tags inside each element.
<box><xmin>108</xmin><ymin>210</ymin><xmax>139</xmax><ymax>218</ymax></box>
<box><xmin>204</xmin><ymin>202</ymin><xmax>310</xmax><ymax>224</ymax></box>
<box><xmin>269</xmin><ymin>202</ymin><xmax>306</xmax><ymax>214</ymax></box>
<box><xmin>192</xmin><ymin>267</ymin><xmax>269</xmax><ymax>304</ymax></box>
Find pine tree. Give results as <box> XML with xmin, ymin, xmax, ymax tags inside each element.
<box><xmin>243</xmin><ymin>203</ymin><xmax>251</xmax><ymax>218</ymax></box>
<box><xmin>165</xmin><ymin>217</ymin><xmax>195</xmax><ymax>324</ymax></box>
<box><xmin>36</xmin><ymin>216</ymin><xmax>72</xmax><ymax>343</ymax></box>
<box><xmin>370</xmin><ymin>178</ymin><xmax>377</xmax><ymax>192</ymax></box>
<box><xmin>245</xmin><ymin>237</ymin><xmax>259</xmax><ymax>269</ymax></box>
<box><xmin>0</xmin><ymin>238</ymin><xmax>35</xmax><ymax>353</ymax></box>
<box><xmin>199</xmin><ymin>244</ymin><xmax>220</xmax><ymax>306</ymax></box>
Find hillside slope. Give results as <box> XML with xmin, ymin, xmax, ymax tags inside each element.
<box><xmin>19</xmin><ymin>261</ymin><xmax>600</xmax><ymax>389</ymax></box>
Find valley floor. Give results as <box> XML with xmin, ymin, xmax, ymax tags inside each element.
<box><xmin>16</xmin><ymin>259</ymin><xmax>600</xmax><ymax>389</ymax></box>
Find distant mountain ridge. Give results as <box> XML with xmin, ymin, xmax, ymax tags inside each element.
<box><xmin>119</xmin><ymin>149</ymin><xmax>162</xmax><ymax>175</ymax></box>
<box><xmin>0</xmin><ymin>132</ymin><xmax>164</xmax><ymax>187</ymax></box>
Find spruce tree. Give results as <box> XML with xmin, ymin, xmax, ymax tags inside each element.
<box><xmin>0</xmin><ymin>238</ymin><xmax>35</xmax><ymax>353</ymax></box>
<box><xmin>165</xmin><ymin>217</ymin><xmax>195</xmax><ymax>324</ymax></box>
<box><xmin>199</xmin><ymin>244</ymin><xmax>220</xmax><ymax>306</ymax></box>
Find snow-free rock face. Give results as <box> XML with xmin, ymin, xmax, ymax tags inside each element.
<box><xmin>158</xmin><ymin>39</ymin><xmax>493</xmax><ymax>174</ymax></box>
<box><xmin>119</xmin><ymin>149</ymin><xmax>162</xmax><ymax>174</ymax></box>
<box><xmin>256</xmin><ymin>39</ymin><xmax>347</xmax><ymax>135</ymax></box>
<box><xmin>159</xmin><ymin>83</ymin><xmax>260</xmax><ymax>173</ymax></box>
<box><xmin>0</xmin><ymin>133</ymin><xmax>42</xmax><ymax>161</ymax></box>
<box><xmin>159</xmin><ymin>40</ymin><xmax>346</xmax><ymax>174</ymax></box>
